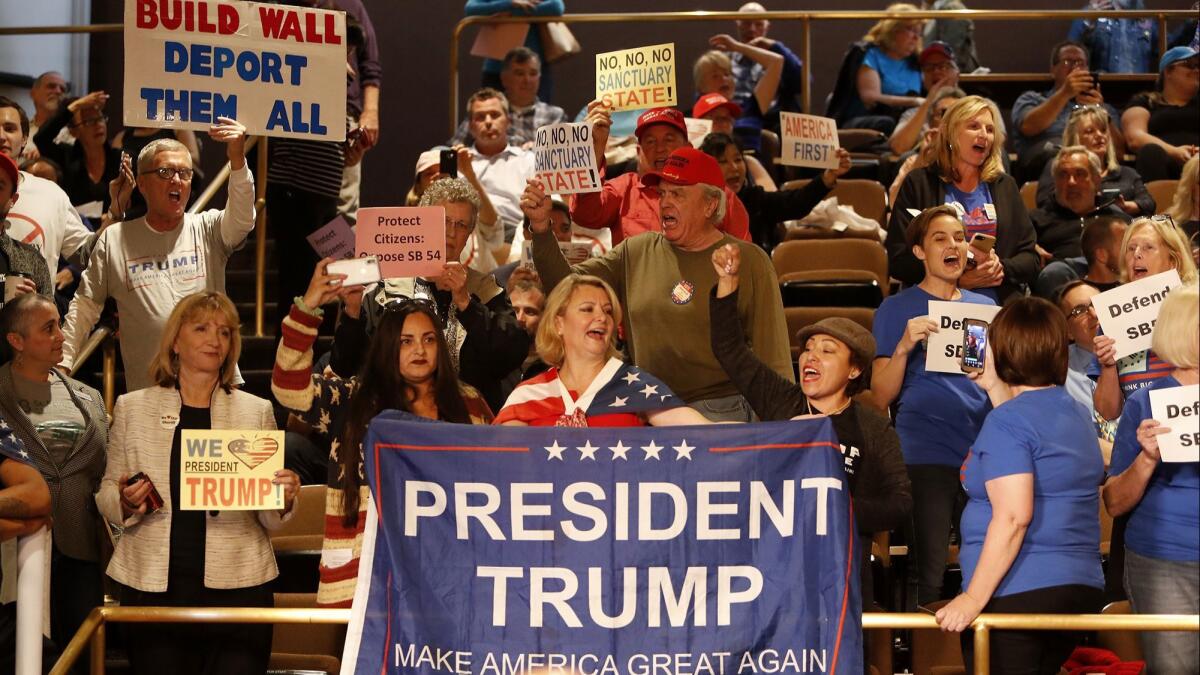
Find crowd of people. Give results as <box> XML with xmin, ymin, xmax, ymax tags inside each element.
<box><xmin>0</xmin><ymin>2</ymin><xmax>1197</xmax><ymax>674</ymax></box>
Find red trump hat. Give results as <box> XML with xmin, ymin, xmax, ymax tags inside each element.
<box><xmin>692</xmin><ymin>93</ymin><xmax>742</xmax><ymax>119</ymax></box>
<box><xmin>641</xmin><ymin>147</ymin><xmax>726</xmax><ymax>189</ymax></box>
<box><xmin>634</xmin><ymin>108</ymin><xmax>687</xmax><ymax>140</ymax></box>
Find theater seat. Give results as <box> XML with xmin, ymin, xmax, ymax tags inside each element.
<box><xmin>269</xmin><ymin>592</ymin><xmax>346</xmax><ymax>674</ymax></box>
<box><xmin>1097</xmin><ymin>601</ymin><xmax>1145</xmax><ymax>663</ymax></box>
<box><xmin>759</xmin><ymin>128</ymin><xmax>782</xmax><ymax>184</ymax></box>
<box><xmin>1146</xmin><ymin>179</ymin><xmax>1177</xmax><ymax>214</ymax></box>
<box><xmin>1020</xmin><ymin>181</ymin><xmax>1038</xmax><ymax>212</ymax></box>
<box><xmin>772</xmin><ymin>239</ymin><xmax>889</xmax><ymax>296</ymax></box>
<box><xmin>271</xmin><ymin>484</ymin><xmax>327</xmax><ymax>554</ymax></box>
<box><xmin>781</xmin><ymin>178</ymin><xmax>888</xmax><ymax>228</ymax></box>
<box><xmin>912</xmin><ymin>599</ymin><xmax>966</xmax><ymax>675</ymax></box>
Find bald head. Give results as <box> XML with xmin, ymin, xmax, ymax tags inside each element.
<box><xmin>736</xmin><ymin>3</ymin><xmax>769</xmax><ymax>43</ymax></box>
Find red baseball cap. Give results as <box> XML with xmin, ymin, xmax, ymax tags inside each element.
<box><xmin>635</xmin><ymin>108</ymin><xmax>687</xmax><ymax>140</ymax></box>
<box><xmin>0</xmin><ymin>153</ymin><xmax>18</xmax><ymax>193</ymax></box>
<box><xmin>692</xmin><ymin>93</ymin><xmax>742</xmax><ymax>120</ymax></box>
<box><xmin>919</xmin><ymin>41</ymin><xmax>956</xmax><ymax>66</ymax></box>
<box><xmin>642</xmin><ymin>147</ymin><xmax>726</xmax><ymax>189</ymax></box>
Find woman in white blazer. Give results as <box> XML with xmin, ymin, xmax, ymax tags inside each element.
<box><xmin>96</xmin><ymin>292</ymin><xmax>299</xmax><ymax>675</ymax></box>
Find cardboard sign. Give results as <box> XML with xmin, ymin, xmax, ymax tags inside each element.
<box><xmin>925</xmin><ymin>301</ymin><xmax>1002</xmax><ymax>374</ymax></box>
<box><xmin>532</xmin><ymin>123</ymin><xmax>601</xmax><ymax>195</ymax></box>
<box><xmin>179</xmin><ymin>429</ymin><xmax>284</xmax><ymax>510</ymax></box>
<box><xmin>779</xmin><ymin>112</ymin><xmax>840</xmax><ymax>169</ymax></box>
<box><xmin>306</xmin><ymin>214</ymin><xmax>355</xmax><ymax>260</ymax></box>
<box><xmin>355</xmin><ymin>207</ymin><xmax>447</xmax><ymax>279</ymax></box>
<box><xmin>123</xmin><ymin>0</ymin><xmax>347</xmax><ymax>140</ymax></box>
<box><xmin>1149</xmin><ymin>384</ymin><xmax>1200</xmax><ymax>463</ymax></box>
<box><xmin>595</xmin><ymin>43</ymin><xmax>677</xmax><ymax>112</ymax></box>
<box><xmin>685</xmin><ymin>117</ymin><xmax>714</xmax><ymax>148</ymax></box>
<box><xmin>1092</xmin><ymin>269</ymin><xmax>1182</xmax><ymax>360</ymax></box>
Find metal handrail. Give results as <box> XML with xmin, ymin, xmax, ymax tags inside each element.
<box><xmin>50</xmin><ymin>606</ymin><xmax>1198</xmax><ymax>675</ymax></box>
<box><xmin>450</xmin><ymin>8</ymin><xmax>1197</xmax><ymax>132</ymax></box>
<box><xmin>67</xmin><ymin>325</ymin><xmax>112</xmax><ymax>379</ymax></box>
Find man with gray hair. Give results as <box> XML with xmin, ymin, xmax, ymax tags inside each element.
<box><xmin>450</xmin><ymin>48</ymin><xmax>566</xmax><ymax>147</ymax></box>
<box><xmin>59</xmin><ymin>116</ymin><xmax>254</xmax><ymax>391</ymax></box>
<box><xmin>1032</xmin><ymin>145</ymin><xmax>1130</xmax><ymax>298</ymax></box>
<box><xmin>524</xmin><ymin>146</ymin><xmax>792</xmax><ymax>421</ymax></box>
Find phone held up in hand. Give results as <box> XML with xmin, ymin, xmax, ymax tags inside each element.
<box><xmin>961</xmin><ymin>318</ymin><xmax>989</xmax><ymax>374</ymax></box>
<box><xmin>327</xmin><ymin>256</ymin><xmax>382</xmax><ymax>287</ymax></box>
<box><xmin>439</xmin><ymin>149</ymin><xmax>457</xmax><ymax>178</ymax></box>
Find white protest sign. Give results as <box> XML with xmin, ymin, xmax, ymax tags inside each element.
<box><xmin>124</xmin><ymin>0</ymin><xmax>346</xmax><ymax>141</ymax></box>
<box><xmin>532</xmin><ymin>123</ymin><xmax>601</xmax><ymax>195</ymax></box>
<box><xmin>1150</xmin><ymin>384</ymin><xmax>1200</xmax><ymax>463</ymax></box>
<box><xmin>306</xmin><ymin>215</ymin><xmax>355</xmax><ymax>260</ymax></box>
<box><xmin>779</xmin><ymin>112</ymin><xmax>840</xmax><ymax>169</ymax></box>
<box><xmin>685</xmin><ymin>117</ymin><xmax>714</xmax><ymax>148</ymax></box>
<box><xmin>595</xmin><ymin>43</ymin><xmax>677</xmax><ymax>112</ymax></box>
<box><xmin>925</xmin><ymin>301</ymin><xmax>1001</xmax><ymax>374</ymax></box>
<box><xmin>1092</xmin><ymin>269</ymin><xmax>1182</xmax><ymax>360</ymax></box>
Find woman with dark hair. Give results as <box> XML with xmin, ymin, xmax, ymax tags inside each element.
<box><xmin>272</xmin><ymin>259</ymin><xmax>493</xmax><ymax>608</ymax></box>
<box><xmin>1121</xmin><ymin>46</ymin><xmax>1199</xmax><ymax>181</ymax></box>
<box><xmin>699</xmin><ymin>132</ymin><xmax>851</xmax><ymax>251</ymax></box>
<box><xmin>936</xmin><ymin>297</ymin><xmax>1105</xmax><ymax>674</ymax></box>
<box><xmin>708</xmin><ymin>242</ymin><xmax>911</xmax><ymax>609</ymax></box>
<box><xmin>32</xmin><ymin>91</ymin><xmax>120</xmax><ymax>210</ymax></box>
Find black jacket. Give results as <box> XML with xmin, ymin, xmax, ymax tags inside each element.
<box><xmin>1035</xmin><ymin>164</ymin><xmax>1155</xmax><ymax>217</ymax></box>
<box><xmin>739</xmin><ymin>178</ymin><xmax>832</xmax><ymax>251</ymax></box>
<box><xmin>1030</xmin><ymin>200</ymin><xmax>1130</xmax><ymax>260</ymax></box>
<box><xmin>886</xmin><ymin>166</ymin><xmax>1040</xmax><ymax>304</ymax></box>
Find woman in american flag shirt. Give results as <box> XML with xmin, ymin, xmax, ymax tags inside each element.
<box><xmin>495</xmin><ymin>274</ymin><xmax>715</xmax><ymax>428</ymax></box>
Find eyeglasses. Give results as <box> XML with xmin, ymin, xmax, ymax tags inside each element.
<box><xmin>445</xmin><ymin>218</ymin><xmax>473</xmax><ymax>234</ymax></box>
<box><xmin>383</xmin><ymin>296</ymin><xmax>439</xmax><ymax>315</ymax></box>
<box><xmin>70</xmin><ymin>114</ymin><xmax>107</xmax><ymax>128</ymax></box>
<box><xmin>921</xmin><ymin>61</ymin><xmax>957</xmax><ymax>73</ymax></box>
<box><xmin>1066</xmin><ymin>304</ymin><xmax>1094</xmax><ymax>320</ymax></box>
<box><xmin>1056</xmin><ymin>58</ymin><xmax>1089</xmax><ymax>69</ymax></box>
<box><xmin>1149</xmin><ymin>213</ymin><xmax>1176</xmax><ymax>226</ymax></box>
<box><xmin>142</xmin><ymin>167</ymin><xmax>194</xmax><ymax>181</ymax></box>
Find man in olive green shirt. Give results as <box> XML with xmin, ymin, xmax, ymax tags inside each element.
<box><xmin>524</xmin><ymin>146</ymin><xmax>793</xmax><ymax>421</ymax></box>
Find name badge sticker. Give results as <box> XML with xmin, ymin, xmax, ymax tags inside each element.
<box><xmin>160</xmin><ymin>414</ymin><xmax>179</xmax><ymax>430</ymax></box>
<box><xmin>983</xmin><ymin>203</ymin><xmax>997</xmax><ymax>220</ymax></box>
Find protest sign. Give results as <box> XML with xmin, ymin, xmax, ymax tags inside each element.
<box><xmin>685</xmin><ymin>117</ymin><xmax>714</xmax><ymax>148</ymax></box>
<box><xmin>1092</xmin><ymin>269</ymin><xmax>1182</xmax><ymax>359</ymax></box>
<box><xmin>355</xmin><ymin>207</ymin><xmax>447</xmax><ymax>279</ymax></box>
<box><xmin>532</xmin><ymin>123</ymin><xmax>601</xmax><ymax>195</ymax></box>
<box><xmin>925</xmin><ymin>301</ymin><xmax>1002</xmax><ymax>374</ymax></box>
<box><xmin>306</xmin><ymin>214</ymin><xmax>355</xmax><ymax>260</ymax></box>
<box><xmin>779</xmin><ymin>112</ymin><xmax>840</xmax><ymax>169</ymax></box>
<box><xmin>595</xmin><ymin>43</ymin><xmax>677</xmax><ymax>112</ymax></box>
<box><xmin>179</xmin><ymin>429</ymin><xmax>284</xmax><ymax>510</ymax></box>
<box><xmin>123</xmin><ymin>0</ymin><xmax>346</xmax><ymax>141</ymax></box>
<box><xmin>1150</xmin><ymin>384</ymin><xmax>1200</xmax><ymax>463</ymax></box>
<box><xmin>345</xmin><ymin>412</ymin><xmax>861</xmax><ymax>675</ymax></box>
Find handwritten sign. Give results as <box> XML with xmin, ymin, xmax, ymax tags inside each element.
<box><xmin>356</xmin><ymin>207</ymin><xmax>447</xmax><ymax>279</ymax></box>
<box><xmin>925</xmin><ymin>301</ymin><xmax>1001</xmax><ymax>374</ymax></box>
<box><xmin>1150</xmin><ymin>384</ymin><xmax>1200</xmax><ymax>463</ymax></box>
<box><xmin>532</xmin><ymin>123</ymin><xmax>600</xmax><ymax>195</ymax></box>
<box><xmin>1092</xmin><ymin>269</ymin><xmax>1182</xmax><ymax>360</ymax></box>
<box><xmin>779</xmin><ymin>113</ymin><xmax>840</xmax><ymax>169</ymax></box>
<box><xmin>123</xmin><ymin>0</ymin><xmax>346</xmax><ymax>140</ymax></box>
<box><xmin>685</xmin><ymin>117</ymin><xmax>714</xmax><ymax>148</ymax></box>
<box><xmin>179</xmin><ymin>429</ymin><xmax>284</xmax><ymax>510</ymax></box>
<box><xmin>306</xmin><ymin>214</ymin><xmax>355</xmax><ymax>260</ymax></box>
<box><xmin>595</xmin><ymin>43</ymin><xmax>677</xmax><ymax>112</ymax></box>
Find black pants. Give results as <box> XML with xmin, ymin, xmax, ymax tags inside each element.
<box><xmin>908</xmin><ymin>464</ymin><xmax>966</xmax><ymax>607</ymax></box>
<box><xmin>121</xmin><ymin>579</ymin><xmax>273</xmax><ymax>675</ymax></box>
<box><xmin>266</xmin><ymin>183</ymin><xmax>339</xmax><ymax>331</ymax></box>
<box><xmin>1135</xmin><ymin>142</ymin><xmax>1187</xmax><ymax>182</ymax></box>
<box><xmin>961</xmin><ymin>584</ymin><xmax>1104</xmax><ymax>675</ymax></box>
<box><xmin>49</xmin><ymin>547</ymin><xmax>103</xmax><ymax>674</ymax></box>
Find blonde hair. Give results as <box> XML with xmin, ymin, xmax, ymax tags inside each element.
<box><xmin>863</xmin><ymin>3</ymin><xmax>922</xmax><ymax>52</ymax></box>
<box><xmin>1118</xmin><ymin>217</ymin><xmax>1199</xmax><ymax>284</ymax></box>
<box><xmin>932</xmin><ymin>95</ymin><xmax>1006</xmax><ymax>184</ymax></box>
<box><xmin>150</xmin><ymin>292</ymin><xmax>242</xmax><ymax>391</ymax></box>
<box><xmin>536</xmin><ymin>275</ymin><xmax>623</xmax><ymax>368</ymax></box>
<box><xmin>693</xmin><ymin>50</ymin><xmax>733</xmax><ymax>93</ymax></box>
<box><xmin>1063</xmin><ymin>106</ymin><xmax>1119</xmax><ymax>174</ymax></box>
<box><xmin>1151</xmin><ymin>283</ymin><xmax>1199</xmax><ymax>369</ymax></box>
<box><xmin>1166</xmin><ymin>156</ymin><xmax>1199</xmax><ymax>225</ymax></box>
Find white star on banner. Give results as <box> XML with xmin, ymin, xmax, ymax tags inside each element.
<box><xmin>545</xmin><ymin>441</ymin><xmax>567</xmax><ymax>461</ymax></box>
<box><xmin>639</xmin><ymin>384</ymin><xmax>659</xmax><ymax>398</ymax></box>
<box><xmin>673</xmin><ymin>440</ymin><xmax>695</xmax><ymax>460</ymax></box>
<box><xmin>577</xmin><ymin>441</ymin><xmax>599</xmax><ymax>461</ymax></box>
<box><xmin>18</xmin><ymin>450</ymin><xmax>29</xmax><ymax>459</ymax></box>
<box><xmin>622</xmin><ymin>371</ymin><xmax>640</xmax><ymax>385</ymax></box>
<box><xmin>642</xmin><ymin>440</ymin><xmax>663</xmax><ymax>460</ymax></box>
<box><xmin>610</xmin><ymin>396</ymin><xmax>628</xmax><ymax>408</ymax></box>
<box><xmin>609</xmin><ymin>441</ymin><xmax>631</xmax><ymax>460</ymax></box>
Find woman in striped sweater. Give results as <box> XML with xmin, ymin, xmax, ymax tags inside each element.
<box><xmin>272</xmin><ymin>260</ymin><xmax>493</xmax><ymax>607</ymax></box>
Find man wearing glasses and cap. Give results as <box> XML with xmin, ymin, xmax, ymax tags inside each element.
<box><xmin>59</xmin><ymin>117</ymin><xmax>254</xmax><ymax>392</ymax></box>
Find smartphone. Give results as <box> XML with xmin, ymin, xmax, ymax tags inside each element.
<box><xmin>1089</xmin><ymin>71</ymin><xmax>1101</xmax><ymax>89</ymax></box>
<box><xmin>327</xmin><ymin>256</ymin><xmax>382</xmax><ymax>286</ymax></box>
<box><xmin>970</xmin><ymin>233</ymin><xmax>997</xmax><ymax>255</ymax></box>
<box><xmin>127</xmin><ymin>472</ymin><xmax>164</xmax><ymax>513</ymax></box>
<box><xmin>439</xmin><ymin>149</ymin><xmax>457</xmax><ymax>178</ymax></box>
<box><xmin>1101</xmin><ymin>187</ymin><xmax>1122</xmax><ymax>200</ymax></box>
<box><xmin>961</xmin><ymin>319</ymin><xmax>989</xmax><ymax>374</ymax></box>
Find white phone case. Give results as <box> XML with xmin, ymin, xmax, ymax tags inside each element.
<box><xmin>327</xmin><ymin>256</ymin><xmax>382</xmax><ymax>286</ymax></box>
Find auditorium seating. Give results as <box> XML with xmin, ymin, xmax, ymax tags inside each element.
<box><xmin>782</xmin><ymin>177</ymin><xmax>889</xmax><ymax>229</ymax></box>
<box><xmin>1020</xmin><ymin>181</ymin><xmax>1038</xmax><ymax>213</ymax></box>
<box><xmin>911</xmin><ymin>600</ymin><xmax>966</xmax><ymax>675</ymax></box>
<box><xmin>1146</xmin><ymin>179</ymin><xmax>1178</xmax><ymax>214</ymax></box>
<box><xmin>269</xmin><ymin>592</ymin><xmax>346</xmax><ymax>674</ymax></box>
<box><xmin>1097</xmin><ymin>601</ymin><xmax>1146</xmax><ymax>663</ymax></box>
<box><xmin>772</xmin><ymin>239</ymin><xmax>890</xmax><ymax>307</ymax></box>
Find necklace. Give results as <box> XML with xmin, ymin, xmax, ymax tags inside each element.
<box><xmin>805</xmin><ymin>396</ymin><xmax>853</xmax><ymax>416</ymax></box>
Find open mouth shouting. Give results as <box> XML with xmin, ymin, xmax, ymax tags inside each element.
<box><xmin>801</xmin><ymin>362</ymin><xmax>822</xmax><ymax>384</ymax></box>
<box><xmin>585</xmin><ymin>324</ymin><xmax>609</xmax><ymax>343</ymax></box>
<box><xmin>941</xmin><ymin>249</ymin><xmax>962</xmax><ymax>272</ymax></box>
<box><xmin>1130</xmin><ymin>263</ymin><xmax>1150</xmax><ymax>280</ymax></box>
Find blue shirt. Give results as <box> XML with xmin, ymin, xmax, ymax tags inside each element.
<box><xmin>873</xmin><ymin>285</ymin><xmax>994</xmax><ymax>466</ymax></box>
<box><xmin>945</xmin><ymin>182</ymin><xmax>1000</xmax><ymax>303</ymax></box>
<box><xmin>960</xmin><ymin>387</ymin><xmax>1105</xmax><ymax>597</ymax></box>
<box><xmin>862</xmin><ymin>46</ymin><xmax>922</xmax><ymax>97</ymax></box>
<box><xmin>1110</xmin><ymin>375</ymin><xmax>1200</xmax><ymax>562</ymax></box>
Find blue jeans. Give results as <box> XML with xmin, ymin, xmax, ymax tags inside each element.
<box><xmin>1124</xmin><ymin>548</ymin><xmax>1200</xmax><ymax>674</ymax></box>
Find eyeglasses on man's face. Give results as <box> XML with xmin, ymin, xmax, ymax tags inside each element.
<box><xmin>142</xmin><ymin>167</ymin><xmax>194</xmax><ymax>181</ymax></box>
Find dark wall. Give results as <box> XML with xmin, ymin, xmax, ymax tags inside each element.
<box><xmin>90</xmin><ymin>1</ymin><xmax>1195</xmax><ymax>208</ymax></box>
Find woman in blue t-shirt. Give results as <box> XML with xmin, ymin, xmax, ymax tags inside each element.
<box><xmin>873</xmin><ymin>204</ymin><xmax>994</xmax><ymax>607</ymax></box>
<box><xmin>845</xmin><ymin>3</ymin><xmax>925</xmax><ymax>133</ymax></box>
<box><xmin>936</xmin><ymin>297</ymin><xmax>1105</xmax><ymax>673</ymax></box>
<box><xmin>1102</xmin><ymin>284</ymin><xmax>1199</xmax><ymax>675</ymax></box>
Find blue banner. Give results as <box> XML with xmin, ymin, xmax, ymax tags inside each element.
<box><xmin>348</xmin><ymin>413</ymin><xmax>861</xmax><ymax>675</ymax></box>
